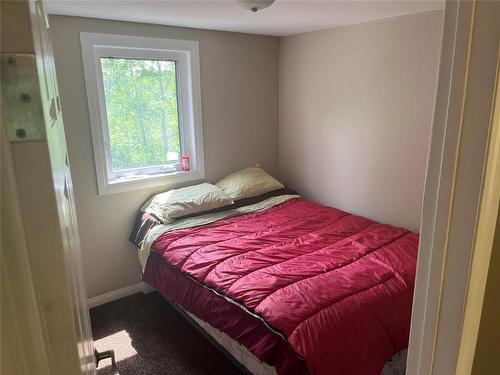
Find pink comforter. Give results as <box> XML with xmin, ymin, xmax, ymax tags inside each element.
<box><xmin>149</xmin><ymin>198</ymin><xmax>418</xmax><ymax>375</ymax></box>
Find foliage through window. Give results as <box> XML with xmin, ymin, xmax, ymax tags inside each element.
<box><xmin>81</xmin><ymin>33</ymin><xmax>204</xmax><ymax>195</ymax></box>
<box><xmin>101</xmin><ymin>58</ymin><xmax>181</xmax><ymax>173</ymax></box>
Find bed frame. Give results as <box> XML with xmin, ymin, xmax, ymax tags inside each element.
<box><xmin>158</xmin><ymin>290</ymin><xmax>407</xmax><ymax>375</ymax></box>
<box><xmin>161</xmin><ymin>294</ymin><xmax>272</xmax><ymax>375</ymax></box>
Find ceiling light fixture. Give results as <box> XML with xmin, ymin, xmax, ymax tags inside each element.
<box><xmin>238</xmin><ymin>0</ymin><xmax>275</xmax><ymax>13</ymax></box>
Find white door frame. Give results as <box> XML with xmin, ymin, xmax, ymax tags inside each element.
<box><xmin>407</xmin><ymin>1</ymin><xmax>500</xmax><ymax>374</ymax></box>
<box><xmin>1</xmin><ymin>0</ymin><xmax>95</xmax><ymax>373</ymax></box>
<box><xmin>4</xmin><ymin>0</ymin><xmax>498</xmax><ymax>374</ymax></box>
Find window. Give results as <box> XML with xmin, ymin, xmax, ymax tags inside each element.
<box><xmin>101</xmin><ymin>58</ymin><xmax>181</xmax><ymax>175</ymax></box>
<box><xmin>80</xmin><ymin>33</ymin><xmax>204</xmax><ymax>195</ymax></box>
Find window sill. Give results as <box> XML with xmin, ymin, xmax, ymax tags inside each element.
<box><xmin>98</xmin><ymin>169</ymin><xmax>204</xmax><ymax>195</ymax></box>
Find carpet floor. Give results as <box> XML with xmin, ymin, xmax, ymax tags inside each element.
<box><xmin>90</xmin><ymin>292</ymin><xmax>244</xmax><ymax>375</ymax></box>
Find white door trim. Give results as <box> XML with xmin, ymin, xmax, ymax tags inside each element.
<box><xmin>407</xmin><ymin>0</ymin><xmax>500</xmax><ymax>374</ymax></box>
<box><xmin>407</xmin><ymin>2</ymin><xmax>473</xmax><ymax>373</ymax></box>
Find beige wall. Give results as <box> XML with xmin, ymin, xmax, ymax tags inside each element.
<box><xmin>51</xmin><ymin>11</ymin><xmax>442</xmax><ymax>299</ymax></box>
<box><xmin>278</xmin><ymin>11</ymin><xmax>442</xmax><ymax>231</ymax></box>
<box><xmin>473</xmin><ymin>209</ymin><xmax>500</xmax><ymax>374</ymax></box>
<box><xmin>50</xmin><ymin>15</ymin><xmax>279</xmax><ymax>298</ymax></box>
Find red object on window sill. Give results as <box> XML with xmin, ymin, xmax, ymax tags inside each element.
<box><xmin>181</xmin><ymin>154</ymin><xmax>190</xmax><ymax>171</ymax></box>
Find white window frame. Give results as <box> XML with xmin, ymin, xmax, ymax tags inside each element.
<box><xmin>80</xmin><ymin>32</ymin><xmax>204</xmax><ymax>195</ymax></box>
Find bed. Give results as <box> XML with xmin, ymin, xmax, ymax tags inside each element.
<box><xmin>132</xmin><ymin>192</ymin><xmax>417</xmax><ymax>375</ymax></box>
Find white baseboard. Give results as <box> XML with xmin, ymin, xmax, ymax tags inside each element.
<box><xmin>142</xmin><ymin>281</ymin><xmax>155</xmax><ymax>294</ymax></box>
<box><xmin>87</xmin><ymin>282</ymin><xmax>153</xmax><ymax>308</ymax></box>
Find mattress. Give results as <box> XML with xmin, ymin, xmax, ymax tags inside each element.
<box><xmin>157</xmin><ymin>282</ymin><xmax>408</xmax><ymax>375</ymax></box>
<box><xmin>144</xmin><ymin>254</ymin><xmax>409</xmax><ymax>375</ymax></box>
<box><xmin>141</xmin><ymin>196</ymin><xmax>418</xmax><ymax>375</ymax></box>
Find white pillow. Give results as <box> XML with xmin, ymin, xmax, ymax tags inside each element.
<box><xmin>142</xmin><ymin>183</ymin><xmax>234</xmax><ymax>223</ymax></box>
<box><xmin>215</xmin><ymin>166</ymin><xmax>284</xmax><ymax>200</ymax></box>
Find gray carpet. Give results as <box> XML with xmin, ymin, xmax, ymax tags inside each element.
<box><xmin>90</xmin><ymin>292</ymin><xmax>244</xmax><ymax>375</ymax></box>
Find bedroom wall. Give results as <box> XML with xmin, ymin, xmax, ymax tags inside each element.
<box><xmin>278</xmin><ymin>11</ymin><xmax>443</xmax><ymax>232</ymax></box>
<box><xmin>50</xmin><ymin>15</ymin><xmax>279</xmax><ymax>299</ymax></box>
<box><xmin>472</xmin><ymin>209</ymin><xmax>500</xmax><ymax>374</ymax></box>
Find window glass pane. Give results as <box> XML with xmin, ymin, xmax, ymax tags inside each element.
<box><xmin>100</xmin><ymin>57</ymin><xmax>181</xmax><ymax>172</ymax></box>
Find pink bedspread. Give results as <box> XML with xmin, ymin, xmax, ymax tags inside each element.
<box><xmin>146</xmin><ymin>198</ymin><xmax>418</xmax><ymax>375</ymax></box>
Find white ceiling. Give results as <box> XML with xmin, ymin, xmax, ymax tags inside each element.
<box><xmin>46</xmin><ymin>0</ymin><xmax>444</xmax><ymax>37</ymax></box>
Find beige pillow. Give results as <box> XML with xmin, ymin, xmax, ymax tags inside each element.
<box><xmin>142</xmin><ymin>183</ymin><xmax>233</xmax><ymax>223</ymax></box>
<box><xmin>216</xmin><ymin>166</ymin><xmax>284</xmax><ymax>200</ymax></box>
